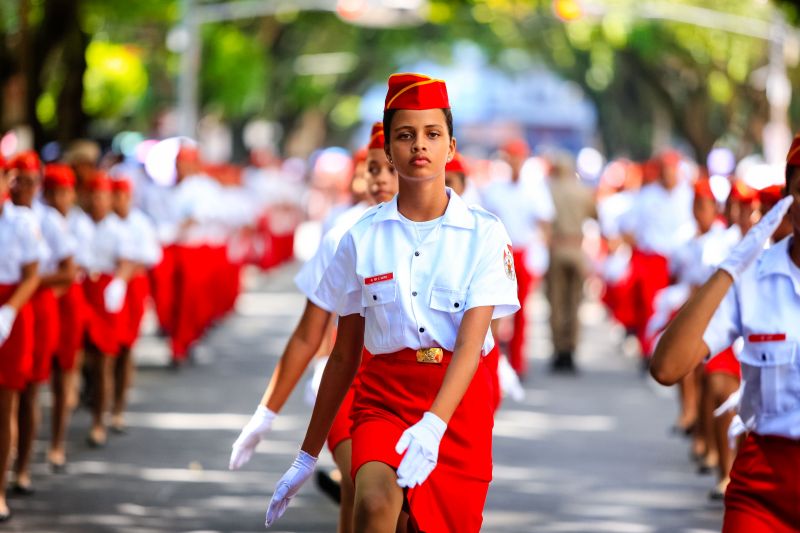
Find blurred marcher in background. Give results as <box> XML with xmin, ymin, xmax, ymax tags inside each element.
<box><xmin>545</xmin><ymin>152</ymin><xmax>596</xmax><ymax>373</ymax></box>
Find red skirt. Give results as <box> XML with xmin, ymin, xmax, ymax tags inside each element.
<box><xmin>30</xmin><ymin>287</ymin><xmax>60</xmax><ymax>383</ymax></box>
<box><xmin>705</xmin><ymin>346</ymin><xmax>741</xmax><ymax>378</ymax></box>
<box><xmin>82</xmin><ymin>274</ymin><xmax>121</xmax><ymax>356</ymax></box>
<box><xmin>0</xmin><ymin>284</ymin><xmax>34</xmax><ymax>391</ymax></box>
<box><xmin>56</xmin><ymin>282</ymin><xmax>86</xmax><ymax>371</ymax></box>
<box><xmin>629</xmin><ymin>249</ymin><xmax>670</xmax><ymax>356</ymax></box>
<box><xmin>723</xmin><ymin>433</ymin><xmax>800</xmax><ymax>533</ymax></box>
<box><xmin>119</xmin><ymin>273</ymin><xmax>149</xmax><ymax>350</ymax></box>
<box><xmin>484</xmin><ymin>344</ymin><xmax>501</xmax><ymax>412</ymax></box>
<box><xmin>326</xmin><ymin>349</ymin><xmax>373</xmax><ymax>454</ymax></box>
<box><xmin>171</xmin><ymin>246</ymin><xmax>214</xmax><ymax>359</ymax></box>
<box><xmin>351</xmin><ymin>348</ymin><xmax>493</xmax><ymax>533</ymax></box>
<box><xmin>149</xmin><ymin>244</ymin><xmax>176</xmax><ymax>334</ymax></box>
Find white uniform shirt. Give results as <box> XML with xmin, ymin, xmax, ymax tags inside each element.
<box><xmin>33</xmin><ymin>202</ymin><xmax>76</xmax><ymax>275</ymax></box>
<box><xmin>703</xmin><ymin>236</ymin><xmax>800</xmax><ymax>439</ymax></box>
<box><xmin>67</xmin><ymin>208</ymin><xmax>96</xmax><ymax>270</ymax></box>
<box><xmin>170</xmin><ymin>174</ymin><xmax>227</xmax><ymax>246</ymax></box>
<box><xmin>82</xmin><ymin>213</ymin><xmax>138</xmax><ymax>275</ymax></box>
<box><xmin>622</xmin><ymin>182</ymin><xmax>696</xmax><ymax>256</ymax></box>
<box><xmin>117</xmin><ymin>208</ymin><xmax>163</xmax><ymax>268</ymax></box>
<box><xmin>294</xmin><ymin>202</ymin><xmax>371</xmax><ymax>311</ymax></box>
<box><xmin>0</xmin><ymin>201</ymin><xmax>41</xmax><ymax>284</ymax></box>
<box><xmin>480</xmin><ymin>178</ymin><xmax>555</xmax><ymax>248</ymax></box>
<box><xmin>673</xmin><ymin>223</ymin><xmax>737</xmax><ymax>287</ymax></box>
<box><xmin>316</xmin><ymin>190</ymin><xmax>520</xmax><ymax>356</ymax></box>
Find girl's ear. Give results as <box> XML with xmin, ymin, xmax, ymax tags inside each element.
<box><xmin>384</xmin><ymin>144</ymin><xmax>392</xmax><ymax>165</ymax></box>
<box><xmin>448</xmin><ymin>136</ymin><xmax>457</xmax><ymax>162</ymax></box>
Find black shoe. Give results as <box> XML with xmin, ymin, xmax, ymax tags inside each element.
<box><xmin>49</xmin><ymin>461</ymin><xmax>67</xmax><ymax>474</ymax></box>
<box><xmin>86</xmin><ymin>433</ymin><xmax>106</xmax><ymax>449</ymax></box>
<box><xmin>551</xmin><ymin>352</ymin><xmax>577</xmax><ymax>374</ymax></box>
<box><xmin>0</xmin><ymin>509</ymin><xmax>11</xmax><ymax>522</ymax></box>
<box><xmin>315</xmin><ymin>469</ymin><xmax>341</xmax><ymax>505</ymax></box>
<box><xmin>10</xmin><ymin>482</ymin><xmax>35</xmax><ymax>496</ymax></box>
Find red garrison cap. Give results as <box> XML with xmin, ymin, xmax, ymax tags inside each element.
<box><xmin>43</xmin><ymin>164</ymin><xmax>76</xmax><ymax>190</ymax></box>
<box><xmin>693</xmin><ymin>178</ymin><xmax>715</xmax><ymax>201</ymax></box>
<box><xmin>176</xmin><ymin>145</ymin><xmax>200</xmax><ymax>163</ymax></box>
<box><xmin>368</xmin><ymin>122</ymin><xmax>385</xmax><ymax>150</ymax></box>
<box><xmin>787</xmin><ymin>133</ymin><xmax>800</xmax><ymax>166</ymax></box>
<box><xmin>758</xmin><ymin>185</ymin><xmax>784</xmax><ymax>206</ymax></box>
<box><xmin>502</xmin><ymin>138</ymin><xmax>530</xmax><ymax>158</ymax></box>
<box><xmin>445</xmin><ymin>152</ymin><xmax>468</xmax><ymax>175</ymax></box>
<box><xmin>85</xmin><ymin>171</ymin><xmax>112</xmax><ymax>192</ymax></box>
<box><xmin>9</xmin><ymin>150</ymin><xmax>41</xmax><ymax>173</ymax></box>
<box><xmin>384</xmin><ymin>73</ymin><xmax>450</xmax><ymax>111</ymax></box>
<box><xmin>111</xmin><ymin>176</ymin><xmax>133</xmax><ymax>193</ymax></box>
<box><xmin>730</xmin><ymin>181</ymin><xmax>757</xmax><ymax>205</ymax></box>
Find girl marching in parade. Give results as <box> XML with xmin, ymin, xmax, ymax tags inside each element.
<box><xmin>652</xmin><ymin>136</ymin><xmax>800</xmax><ymax>532</ymax></box>
<box><xmin>264</xmin><ymin>73</ymin><xmax>519</xmax><ymax>532</ymax></box>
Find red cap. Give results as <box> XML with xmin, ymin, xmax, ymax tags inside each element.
<box><xmin>85</xmin><ymin>172</ymin><xmax>112</xmax><ymax>192</ymax></box>
<box><xmin>445</xmin><ymin>152</ymin><xmax>468</xmax><ymax>175</ymax></box>
<box><xmin>43</xmin><ymin>164</ymin><xmax>76</xmax><ymax>190</ymax></box>
<box><xmin>758</xmin><ymin>185</ymin><xmax>784</xmax><ymax>206</ymax></box>
<box><xmin>9</xmin><ymin>150</ymin><xmax>41</xmax><ymax>173</ymax></box>
<box><xmin>176</xmin><ymin>145</ymin><xmax>200</xmax><ymax>163</ymax></box>
<box><xmin>693</xmin><ymin>178</ymin><xmax>715</xmax><ymax>200</ymax></box>
<box><xmin>111</xmin><ymin>176</ymin><xmax>133</xmax><ymax>193</ymax></box>
<box><xmin>384</xmin><ymin>73</ymin><xmax>449</xmax><ymax>111</ymax></box>
<box><xmin>730</xmin><ymin>181</ymin><xmax>757</xmax><ymax>205</ymax></box>
<box><xmin>660</xmin><ymin>149</ymin><xmax>681</xmax><ymax>168</ymax></box>
<box><xmin>642</xmin><ymin>159</ymin><xmax>660</xmax><ymax>184</ymax></box>
<box><xmin>368</xmin><ymin>122</ymin><xmax>385</xmax><ymax>150</ymax></box>
<box><xmin>787</xmin><ymin>133</ymin><xmax>800</xmax><ymax>166</ymax></box>
<box><xmin>502</xmin><ymin>138</ymin><xmax>530</xmax><ymax>158</ymax></box>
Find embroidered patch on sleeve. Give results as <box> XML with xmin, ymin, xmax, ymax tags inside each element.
<box><xmin>503</xmin><ymin>245</ymin><xmax>516</xmax><ymax>281</ymax></box>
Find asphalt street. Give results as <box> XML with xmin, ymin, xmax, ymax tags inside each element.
<box><xmin>8</xmin><ymin>264</ymin><xmax>724</xmax><ymax>533</ymax></box>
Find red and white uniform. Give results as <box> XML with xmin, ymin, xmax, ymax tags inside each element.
<box><xmin>316</xmin><ymin>190</ymin><xmax>519</xmax><ymax>532</ymax></box>
<box><xmin>0</xmin><ymin>201</ymin><xmax>41</xmax><ymax>390</ymax></box>
<box><xmin>598</xmin><ymin>190</ymin><xmax>637</xmax><ymax>330</ymax></box>
<box><xmin>116</xmin><ymin>208</ymin><xmax>162</xmax><ymax>350</ymax></box>
<box><xmin>703</xmin><ymin>235</ymin><xmax>800</xmax><ymax>532</ymax></box>
<box><xmin>621</xmin><ymin>181</ymin><xmax>695</xmax><ymax>355</ymax></box>
<box><xmin>29</xmin><ymin>202</ymin><xmax>76</xmax><ymax>382</ymax></box>
<box><xmin>481</xmin><ymin>176</ymin><xmax>554</xmax><ymax>375</ymax></box>
<box><xmin>81</xmin><ymin>212</ymin><xmax>137</xmax><ymax>356</ymax></box>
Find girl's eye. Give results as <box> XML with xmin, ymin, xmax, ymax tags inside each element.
<box><xmin>428</xmin><ymin>131</ymin><xmax>440</xmax><ymax>138</ymax></box>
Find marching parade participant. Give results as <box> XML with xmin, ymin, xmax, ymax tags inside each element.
<box><xmin>621</xmin><ymin>151</ymin><xmax>695</xmax><ymax>362</ymax></box>
<box><xmin>264</xmin><ymin>73</ymin><xmax>519</xmax><ymax>532</ymax></box>
<box><xmin>481</xmin><ymin>138</ymin><xmax>553</xmax><ymax>379</ymax></box>
<box><xmin>80</xmin><ymin>172</ymin><xmax>137</xmax><ymax>447</ymax></box>
<box><xmin>8</xmin><ymin>153</ymin><xmax>77</xmax><ymax>493</ymax></box>
<box><xmin>41</xmin><ymin>163</ymin><xmax>83</xmax><ymax>471</ymax></box>
<box><xmin>0</xmin><ymin>156</ymin><xmax>40</xmax><ymax>521</ymax></box>
<box><xmin>651</xmin><ymin>138</ymin><xmax>800</xmax><ymax>531</ymax></box>
<box><xmin>231</xmin><ymin>122</ymin><xmax>394</xmax><ymax>533</ymax></box>
<box><xmin>110</xmin><ymin>175</ymin><xmax>162</xmax><ymax>432</ymax></box>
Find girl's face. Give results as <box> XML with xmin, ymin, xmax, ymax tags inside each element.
<box><xmin>44</xmin><ymin>186</ymin><xmax>75</xmax><ymax>216</ymax></box>
<box><xmin>692</xmin><ymin>196</ymin><xmax>717</xmax><ymax>234</ymax></box>
<box><xmin>386</xmin><ymin>109</ymin><xmax>455</xmax><ymax>183</ymax></box>
<box><xmin>11</xmin><ymin>169</ymin><xmax>39</xmax><ymax>208</ymax></box>
<box><xmin>366</xmin><ymin>148</ymin><xmax>398</xmax><ymax>204</ymax></box>
<box><xmin>88</xmin><ymin>189</ymin><xmax>112</xmax><ymax>221</ymax></box>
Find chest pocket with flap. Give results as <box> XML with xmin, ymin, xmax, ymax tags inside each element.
<box><xmin>429</xmin><ymin>287</ymin><xmax>467</xmax><ymax>329</ymax></box>
<box><xmin>739</xmin><ymin>341</ymin><xmax>799</xmax><ymax>418</ymax></box>
<box><xmin>361</xmin><ymin>280</ymin><xmax>401</xmax><ymax>349</ymax></box>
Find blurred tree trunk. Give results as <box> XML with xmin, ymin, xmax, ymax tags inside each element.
<box><xmin>56</xmin><ymin>23</ymin><xmax>90</xmax><ymax>145</ymax></box>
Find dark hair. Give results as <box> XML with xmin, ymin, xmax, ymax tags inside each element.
<box><xmin>382</xmin><ymin>108</ymin><xmax>453</xmax><ymax>146</ymax></box>
<box><xmin>786</xmin><ymin>164</ymin><xmax>799</xmax><ymax>191</ymax></box>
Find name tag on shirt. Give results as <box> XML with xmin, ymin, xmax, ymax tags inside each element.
<box><xmin>365</xmin><ymin>273</ymin><xmax>394</xmax><ymax>285</ymax></box>
<box><xmin>748</xmin><ymin>333</ymin><xmax>787</xmax><ymax>343</ymax></box>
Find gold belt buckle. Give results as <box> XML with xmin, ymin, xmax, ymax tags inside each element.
<box><xmin>416</xmin><ymin>347</ymin><xmax>443</xmax><ymax>364</ymax></box>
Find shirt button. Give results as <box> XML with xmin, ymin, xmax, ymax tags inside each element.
<box><xmin>419</xmin><ymin>327</ymin><xmax>425</xmax><ymax>333</ymax></box>
<box><xmin>373</xmin><ymin>295</ymin><xmax>378</xmax><ymax>301</ymax></box>
<box><xmin>454</xmin><ymin>302</ymin><xmax>460</xmax><ymax>308</ymax></box>
<box><xmin>412</xmin><ymin>291</ymin><xmax>417</xmax><ymax>297</ymax></box>
<box><xmin>414</xmin><ymin>251</ymin><xmax>420</xmax><ymax>257</ymax></box>
<box><xmin>762</xmin><ymin>353</ymin><xmax>767</xmax><ymax>361</ymax></box>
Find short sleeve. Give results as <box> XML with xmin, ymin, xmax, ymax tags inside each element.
<box><xmin>16</xmin><ymin>213</ymin><xmax>42</xmax><ymax>265</ymax></box>
<box><xmin>464</xmin><ymin>221</ymin><xmax>520</xmax><ymax>319</ymax></box>
<box><xmin>703</xmin><ymin>284</ymin><xmax>741</xmax><ymax>358</ymax></box>
<box><xmin>315</xmin><ymin>231</ymin><xmax>362</xmax><ymax>316</ymax></box>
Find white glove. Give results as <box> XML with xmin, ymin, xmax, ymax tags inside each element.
<box><xmin>719</xmin><ymin>196</ymin><xmax>793</xmax><ymax>280</ymax></box>
<box><xmin>103</xmin><ymin>277</ymin><xmax>127</xmax><ymax>313</ymax></box>
<box><xmin>395</xmin><ymin>411</ymin><xmax>446</xmax><ymax>488</ymax></box>
<box><xmin>229</xmin><ymin>405</ymin><xmax>277</xmax><ymax>470</ymax></box>
<box><xmin>265</xmin><ymin>450</ymin><xmax>317</xmax><ymax>527</ymax></box>
<box><xmin>498</xmin><ymin>355</ymin><xmax>525</xmax><ymax>402</ymax></box>
<box><xmin>0</xmin><ymin>305</ymin><xmax>17</xmax><ymax>346</ymax></box>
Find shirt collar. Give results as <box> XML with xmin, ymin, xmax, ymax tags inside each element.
<box><xmin>371</xmin><ymin>188</ymin><xmax>474</xmax><ymax>229</ymax></box>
